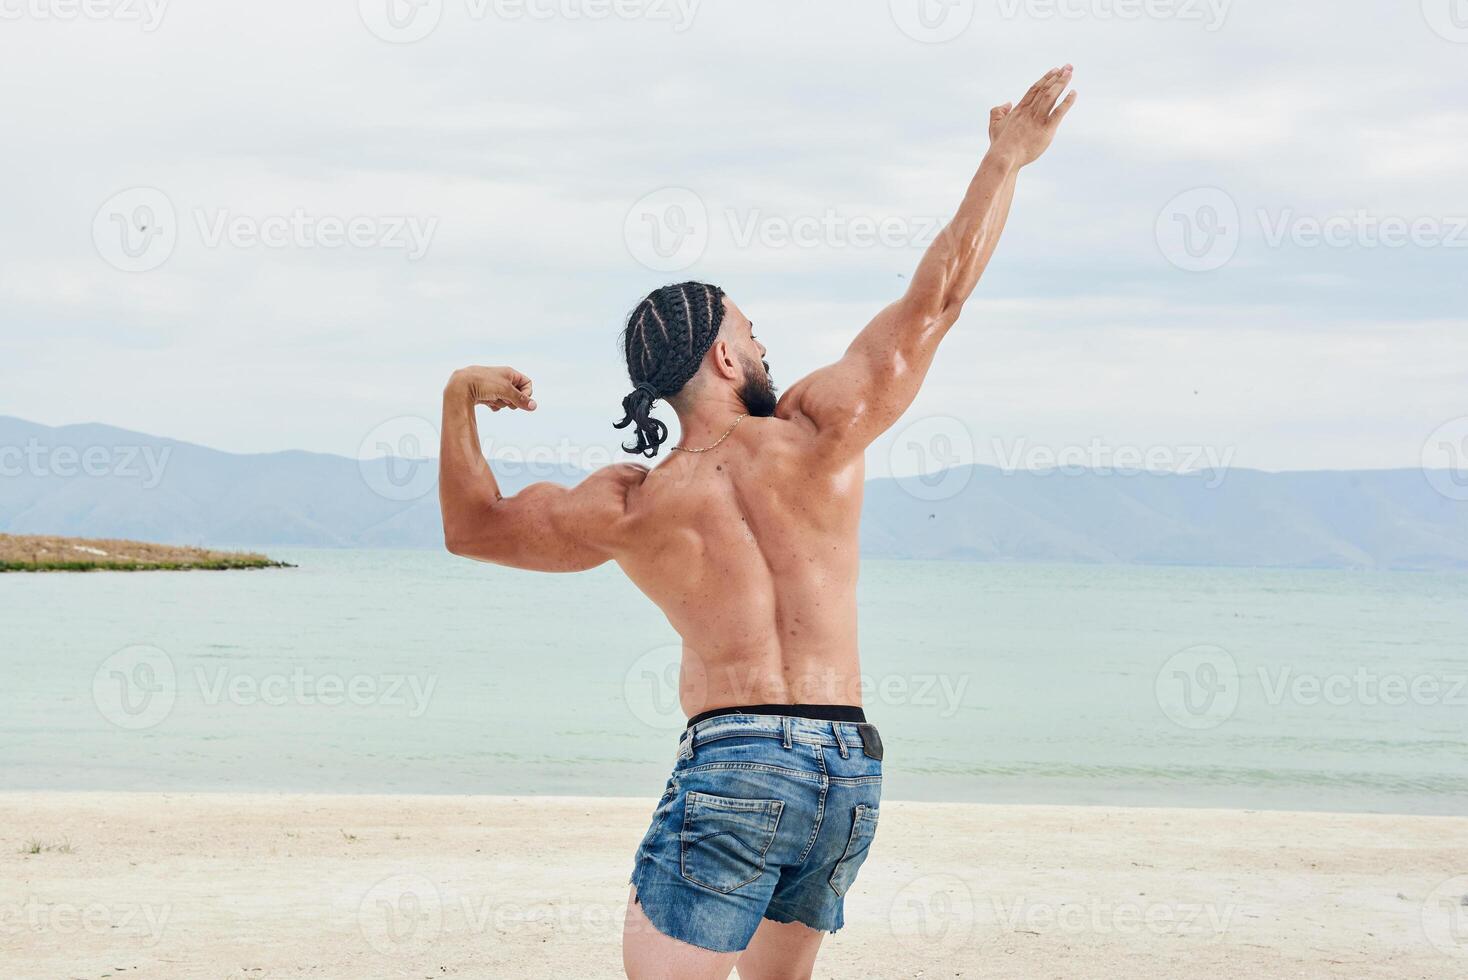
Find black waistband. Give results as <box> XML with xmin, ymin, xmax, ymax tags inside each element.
<box><xmin>686</xmin><ymin>703</ymin><xmax>868</xmax><ymax>729</ymax></box>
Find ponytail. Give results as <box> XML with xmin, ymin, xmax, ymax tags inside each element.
<box><xmin>614</xmin><ymin>382</ymin><xmax>669</xmax><ymax>458</ymax></box>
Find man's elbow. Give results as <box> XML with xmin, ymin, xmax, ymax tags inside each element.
<box><xmin>898</xmin><ymin>280</ymin><xmax>962</xmax><ymax>331</ymax></box>
<box><xmin>440</xmin><ymin>489</ymin><xmax>503</xmax><ymax>558</ymax></box>
<box><xmin>889</xmin><ymin>298</ymin><xmax>960</xmax><ymax>356</ymax></box>
<box><xmin>442</xmin><ymin>523</ymin><xmax>471</xmax><ymax>557</ymax></box>
<box><xmin>442</xmin><ymin>513</ymin><xmax>491</xmax><ymax>559</ymax></box>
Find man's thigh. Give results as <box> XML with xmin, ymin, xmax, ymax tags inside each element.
<box><xmin>735</xmin><ymin>916</ymin><xmax>827</xmax><ymax>980</ymax></box>
<box><xmin>622</xmin><ymin>886</ymin><xmax>828</xmax><ymax>980</ymax></box>
<box><xmin>622</xmin><ymin>886</ymin><xmax>739</xmax><ymax>980</ymax></box>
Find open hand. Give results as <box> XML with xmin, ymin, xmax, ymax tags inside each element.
<box><xmin>990</xmin><ymin>65</ymin><xmax>1076</xmax><ymax>166</ymax></box>
<box><xmin>450</xmin><ymin>365</ymin><xmax>537</xmax><ymax>412</ymax></box>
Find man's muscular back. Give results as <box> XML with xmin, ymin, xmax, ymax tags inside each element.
<box><xmin>614</xmin><ymin>411</ymin><xmax>865</xmax><ymax>715</ymax></box>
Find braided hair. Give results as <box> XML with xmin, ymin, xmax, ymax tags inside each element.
<box><xmin>614</xmin><ymin>281</ymin><xmax>726</xmax><ymax>457</ymax></box>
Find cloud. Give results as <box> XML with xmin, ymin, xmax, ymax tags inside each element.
<box><xmin>0</xmin><ymin>0</ymin><xmax>1462</xmax><ymax>471</ymax></box>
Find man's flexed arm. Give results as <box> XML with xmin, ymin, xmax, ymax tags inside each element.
<box><xmin>439</xmin><ymin>366</ymin><xmax>640</xmax><ymax>572</ymax></box>
<box><xmin>784</xmin><ymin>67</ymin><xmax>1076</xmax><ymax>452</ymax></box>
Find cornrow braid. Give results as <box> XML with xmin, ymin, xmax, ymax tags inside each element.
<box><xmin>614</xmin><ymin>281</ymin><xmax>726</xmax><ymax>457</ymax></box>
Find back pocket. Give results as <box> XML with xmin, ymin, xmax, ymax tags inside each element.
<box><xmin>680</xmin><ymin>791</ymin><xmax>784</xmax><ymax>894</ymax></box>
<box><xmin>829</xmin><ymin>804</ymin><xmax>879</xmax><ymax>897</ymax></box>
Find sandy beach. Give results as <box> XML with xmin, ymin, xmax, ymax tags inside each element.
<box><xmin>3</xmin><ymin>793</ymin><xmax>1464</xmax><ymax>979</ymax></box>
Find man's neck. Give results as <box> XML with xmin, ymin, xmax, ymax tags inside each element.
<box><xmin>672</xmin><ymin>394</ymin><xmax>749</xmax><ymax>446</ymax></box>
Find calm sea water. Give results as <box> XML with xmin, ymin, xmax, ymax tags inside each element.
<box><xmin>2</xmin><ymin>551</ymin><xmax>1464</xmax><ymax>814</ymax></box>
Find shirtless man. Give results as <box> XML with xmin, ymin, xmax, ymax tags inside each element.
<box><xmin>438</xmin><ymin>66</ymin><xmax>1075</xmax><ymax>979</ymax></box>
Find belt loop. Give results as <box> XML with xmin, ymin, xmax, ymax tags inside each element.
<box><xmin>781</xmin><ymin>717</ymin><xmax>792</xmax><ymax>749</ymax></box>
<box><xmin>833</xmin><ymin>722</ymin><xmax>849</xmax><ymax>758</ymax></box>
<box><xmin>678</xmin><ymin>728</ymin><xmax>695</xmax><ymax>761</ymax></box>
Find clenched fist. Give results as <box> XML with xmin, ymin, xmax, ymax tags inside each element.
<box><xmin>448</xmin><ymin>365</ymin><xmax>537</xmax><ymax>412</ymax></box>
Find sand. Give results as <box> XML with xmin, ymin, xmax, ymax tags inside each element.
<box><xmin>3</xmin><ymin>793</ymin><xmax>1465</xmax><ymax>979</ymax></box>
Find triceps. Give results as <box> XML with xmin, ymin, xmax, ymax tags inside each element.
<box><xmin>791</xmin><ymin>305</ymin><xmax>950</xmax><ymax>453</ymax></box>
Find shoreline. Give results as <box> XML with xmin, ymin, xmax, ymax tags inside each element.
<box><xmin>7</xmin><ymin>782</ymin><xmax>1464</xmax><ymax>819</ymax></box>
<box><xmin>5</xmin><ymin>792</ymin><xmax>1464</xmax><ymax>978</ymax></box>
<box><xmin>4</xmin><ymin>786</ymin><xmax>1466</xmax><ymax>818</ymax></box>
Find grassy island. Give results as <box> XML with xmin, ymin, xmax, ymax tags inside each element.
<box><xmin>0</xmin><ymin>534</ymin><xmax>291</xmax><ymax>572</ymax></box>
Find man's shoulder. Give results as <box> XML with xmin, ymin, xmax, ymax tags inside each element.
<box><xmin>581</xmin><ymin>461</ymin><xmax>651</xmax><ymax>497</ymax></box>
<box><xmin>554</xmin><ymin>463</ymin><xmax>650</xmax><ymax>554</ymax></box>
<box><xmin>770</xmin><ymin>379</ymin><xmax>866</xmax><ymax>465</ymax></box>
<box><xmin>774</xmin><ymin>379</ymin><xmax>821</xmax><ymax>434</ymax></box>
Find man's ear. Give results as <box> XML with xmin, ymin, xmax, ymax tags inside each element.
<box><xmin>709</xmin><ymin>337</ymin><xmax>739</xmax><ymax>381</ymax></box>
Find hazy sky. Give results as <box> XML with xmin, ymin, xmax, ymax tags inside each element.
<box><xmin>1</xmin><ymin>0</ymin><xmax>1464</xmax><ymax>477</ymax></box>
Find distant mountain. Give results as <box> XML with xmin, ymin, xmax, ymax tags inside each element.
<box><xmin>2</xmin><ymin>416</ymin><xmax>1464</xmax><ymax>570</ymax></box>
<box><xmin>864</xmin><ymin>466</ymin><xmax>1468</xmax><ymax>570</ymax></box>
<box><xmin>0</xmin><ymin>416</ymin><xmax>510</xmax><ymax>550</ymax></box>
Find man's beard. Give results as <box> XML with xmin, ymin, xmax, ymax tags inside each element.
<box><xmin>738</xmin><ymin>355</ymin><xmax>778</xmax><ymax>417</ymax></box>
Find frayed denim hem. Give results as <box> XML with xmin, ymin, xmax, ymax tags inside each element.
<box><xmin>629</xmin><ymin>871</ymin><xmax>750</xmax><ymax>954</ymax></box>
<box><xmin>762</xmin><ymin>903</ymin><xmax>842</xmax><ymax>936</ymax></box>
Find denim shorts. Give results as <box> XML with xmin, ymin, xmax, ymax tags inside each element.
<box><xmin>629</xmin><ymin>713</ymin><xmax>883</xmax><ymax>953</ymax></box>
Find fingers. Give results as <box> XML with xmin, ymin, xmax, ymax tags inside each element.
<box><xmin>491</xmin><ymin>367</ymin><xmax>536</xmax><ymax>410</ymax></box>
<box><xmin>487</xmin><ymin>394</ymin><xmax>536</xmax><ymax>412</ymax></box>
<box><xmin>1016</xmin><ymin>67</ymin><xmax>1059</xmax><ymax>110</ymax></box>
<box><xmin>1035</xmin><ymin>64</ymin><xmax>1072</xmax><ymax>116</ymax></box>
<box><xmin>1018</xmin><ymin>65</ymin><xmax>1072</xmax><ymax>115</ymax></box>
<box><xmin>501</xmin><ymin>391</ymin><xmax>531</xmax><ymax>410</ymax></box>
<box><xmin>466</xmin><ymin>368</ymin><xmax>538</xmax><ymax>411</ymax></box>
<box><xmin>1048</xmin><ymin>89</ymin><xmax>1077</xmax><ymax>128</ymax></box>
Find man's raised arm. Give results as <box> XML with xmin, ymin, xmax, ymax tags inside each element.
<box><xmin>784</xmin><ymin>66</ymin><xmax>1076</xmax><ymax>452</ymax></box>
<box><xmin>438</xmin><ymin>366</ymin><xmax>639</xmax><ymax>572</ymax></box>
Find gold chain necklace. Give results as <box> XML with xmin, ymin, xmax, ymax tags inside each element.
<box><xmin>671</xmin><ymin>414</ymin><xmax>748</xmax><ymax>453</ymax></box>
